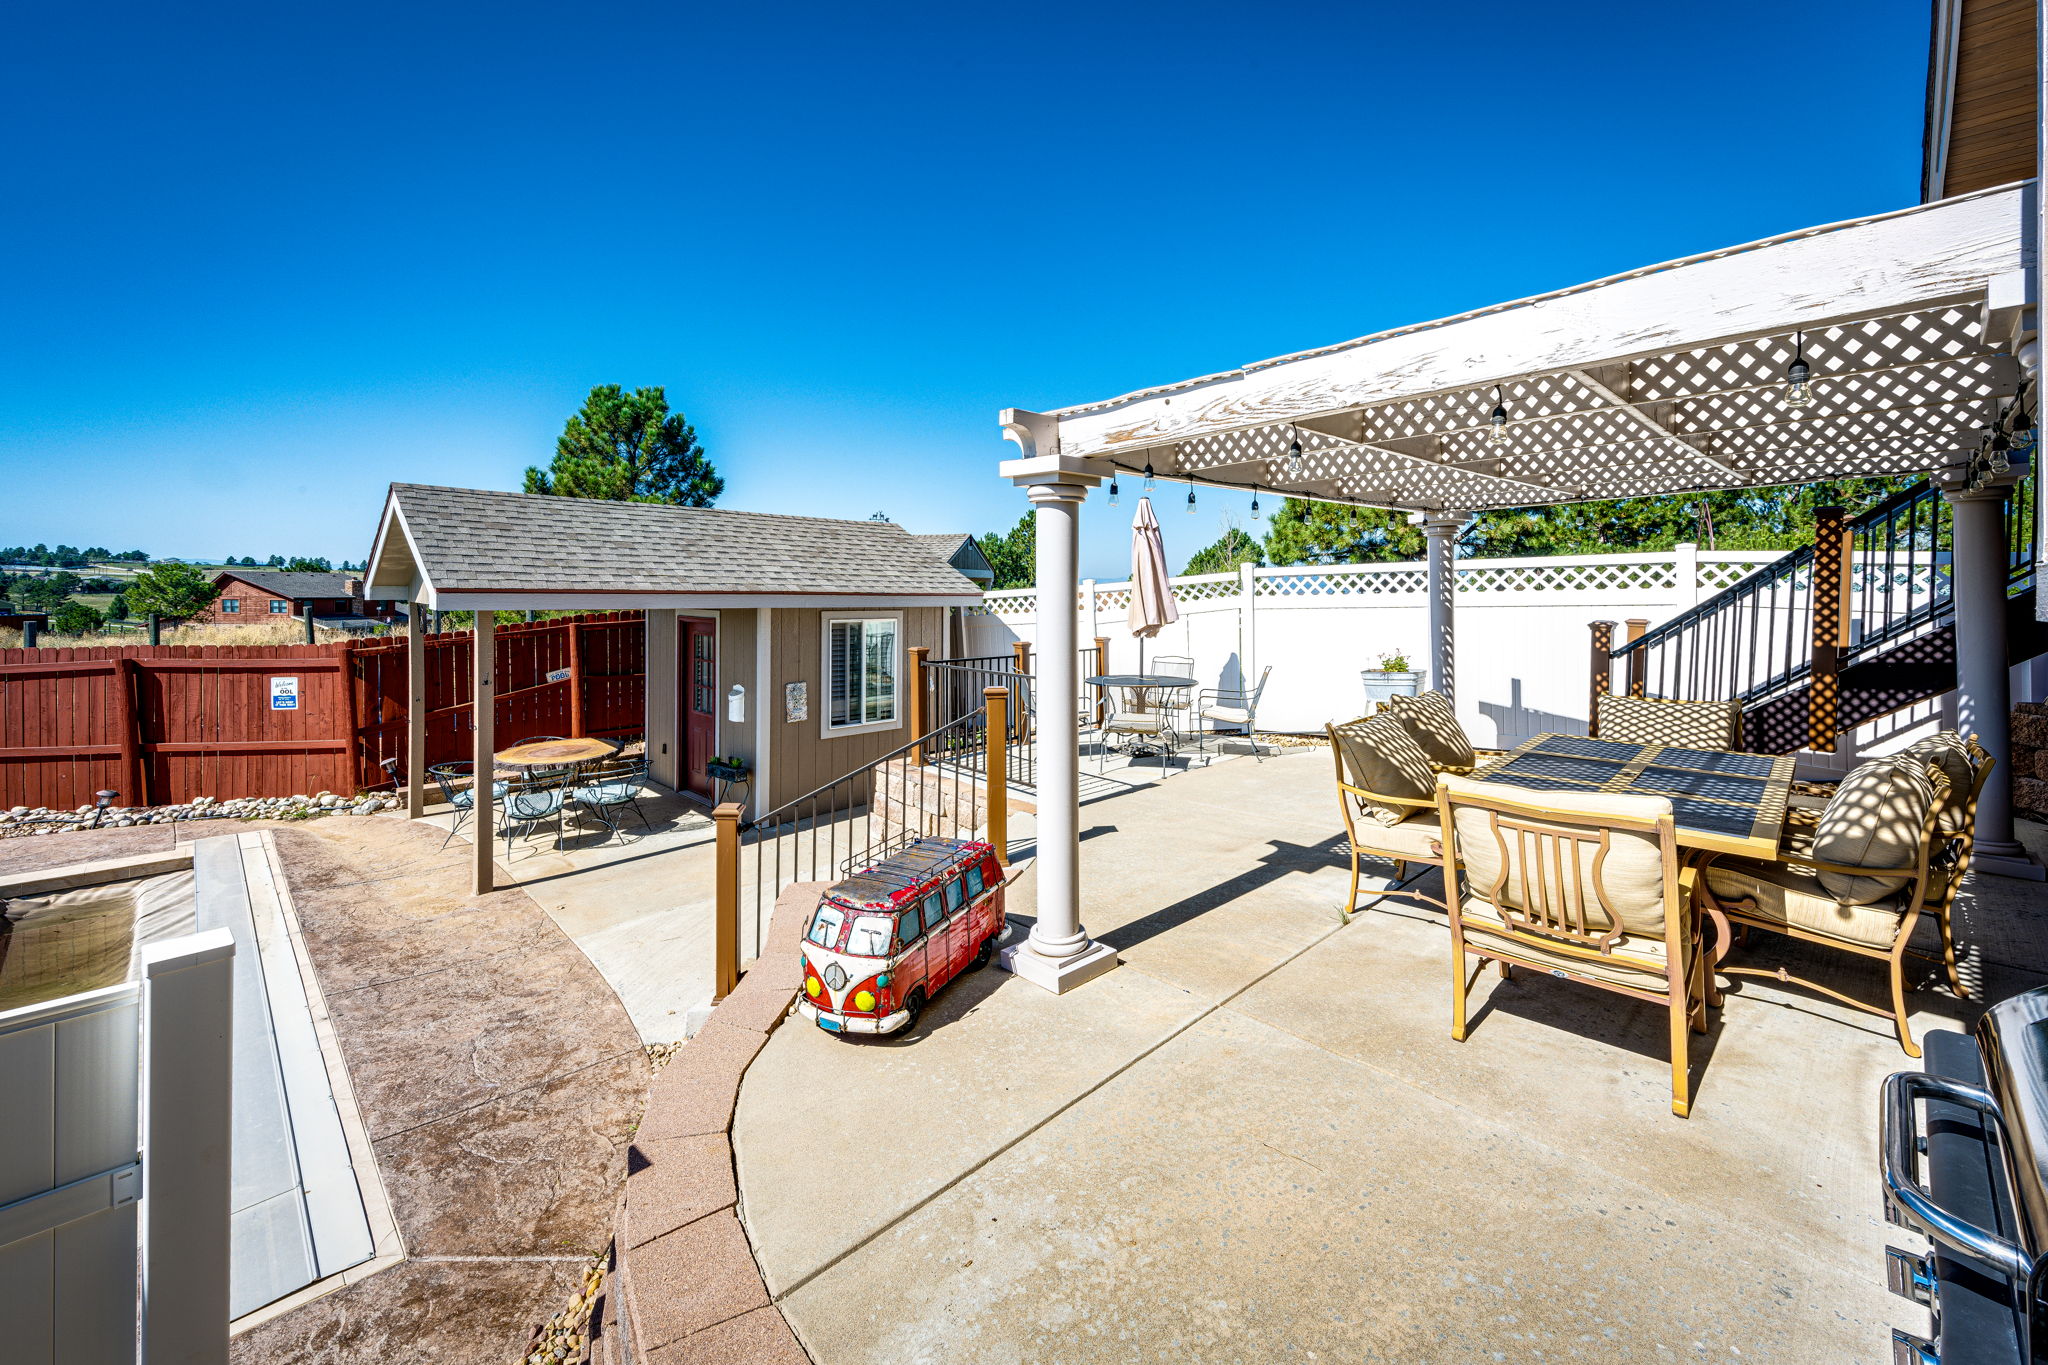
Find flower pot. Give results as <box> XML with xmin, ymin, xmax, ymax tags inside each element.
<box><xmin>706</xmin><ymin>761</ymin><xmax>750</xmax><ymax>783</ymax></box>
<box><xmin>1360</xmin><ymin>669</ymin><xmax>1426</xmax><ymax>709</ymax></box>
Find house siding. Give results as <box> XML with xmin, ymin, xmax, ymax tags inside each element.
<box><xmin>767</xmin><ymin>606</ymin><xmax>945</xmax><ymax>805</ymax></box>
<box><xmin>196</xmin><ymin>574</ymin><xmax>397</xmax><ymax>625</ymax></box>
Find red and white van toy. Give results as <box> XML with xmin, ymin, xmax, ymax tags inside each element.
<box><xmin>797</xmin><ymin>837</ymin><xmax>1006</xmax><ymax>1035</ymax></box>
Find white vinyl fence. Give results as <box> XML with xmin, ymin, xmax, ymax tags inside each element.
<box><xmin>0</xmin><ymin>931</ymin><xmax>233</xmax><ymax>1365</ymax></box>
<box><xmin>963</xmin><ymin>545</ymin><xmax>1788</xmax><ymax>748</ymax></box>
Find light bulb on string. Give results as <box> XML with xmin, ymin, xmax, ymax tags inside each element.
<box><xmin>1487</xmin><ymin>385</ymin><xmax>1510</xmax><ymax>447</ymax></box>
<box><xmin>1143</xmin><ymin>461</ymin><xmax>1155</xmax><ymax>492</ymax></box>
<box><xmin>1186</xmin><ymin>483</ymin><xmax>1197</xmax><ymax>514</ymax></box>
<box><xmin>1287</xmin><ymin>426</ymin><xmax>1304</xmax><ymax>478</ymax></box>
<box><xmin>1107</xmin><ymin>473</ymin><xmax>1120</xmax><ymax>507</ymax></box>
<box><xmin>1784</xmin><ymin>331</ymin><xmax>1813</xmax><ymax>408</ymax></box>
<box><xmin>1250</xmin><ymin>487</ymin><xmax>1261</xmax><ymax>521</ymax></box>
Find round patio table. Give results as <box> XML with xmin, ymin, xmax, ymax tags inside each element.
<box><xmin>1083</xmin><ymin>673</ymin><xmax>1195</xmax><ymax>690</ymax></box>
<box><xmin>493</xmin><ymin>737</ymin><xmax>614</xmax><ymax>772</ymax></box>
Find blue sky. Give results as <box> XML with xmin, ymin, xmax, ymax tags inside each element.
<box><xmin>1</xmin><ymin>0</ymin><xmax>1928</xmax><ymax>580</ymax></box>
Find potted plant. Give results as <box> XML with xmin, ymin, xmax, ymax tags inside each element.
<box><xmin>1360</xmin><ymin>650</ymin><xmax>1426</xmax><ymax>708</ymax></box>
<box><xmin>706</xmin><ymin>755</ymin><xmax>751</xmax><ymax>783</ymax></box>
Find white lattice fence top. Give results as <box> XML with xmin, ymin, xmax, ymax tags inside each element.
<box><xmin>1172</xmin><ymin>576</ymin><xmax>1239</xmax><ymax>603</ymax></box>
<box><xmin>1696</xmin><ymin>559</ymin><xmax>1780</xmax><ymax>591</ymax></box>
<box><xmin>1255</xmin><ymin>568</ymin><xmax>1427</xmax><ymax>597</ymax></box>
<box><xmin>1095</xmin><ymin>587</ymin><xmax>1131</xmax><ymax>611</ymax></box>
<box><xmin>976</xmin><ymin>591</ymin><xmax>1037</xmax><ymax>618</ymax></box>
<box><xmin>1455</xmin><ymin>560</ymin><xmax>1676</xmax><ymax>594</ymax></box>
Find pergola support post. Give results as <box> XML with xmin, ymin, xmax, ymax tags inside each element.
<box><xmin>1805</xmin><ymin>506</ymin><xmax>1849</xmax><ymax>753</ymax></box>
<box><xmin>995</xmin><ymin>467</ymin><xmax>1116</xmax><ymax>995</ymax></box>
<box><xmin>1947</xmin><ymin>481</ymin><xmax>2043</xmax><ymax>878</ymax></box>
<box><xmin>405</xmin><ymin>606</ymin><xmax>426</xmax><ymax>820</ymax></box>
<box><xmin>472</xmin><ymin>612</ymin><xmax>495</xmax><ymax>895</ymax></box>
<box><xmin>1420</xmin><ymin>513</ymin><xmax>1461</xmax><ymax>700</ymax></box>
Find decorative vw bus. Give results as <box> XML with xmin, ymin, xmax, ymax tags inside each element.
<box><xmin>798</xmin><ymin>837</ymin><xmax>1006</xmax><ymax>1035</ymax></box>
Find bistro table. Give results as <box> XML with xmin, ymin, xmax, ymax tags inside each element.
<box><xmin>1472</xmin><ymin>732</ymin><xmax>1797</xmax><ymax>860</ymax></box>
<box><xmin>1085</xmin><ymin>673</ymin><xmax>1197</xmax><ymax>759</ymax></box>
<box><xmin>493</xmin><ymin>736</ymin><xmax>615</xmax><ymax>777</ymax></box>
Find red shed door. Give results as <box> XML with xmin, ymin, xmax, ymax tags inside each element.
<box><xmin>682</xmin><ymin>617</ymin><xmax>717</xmax><ymax>799</ymax></box>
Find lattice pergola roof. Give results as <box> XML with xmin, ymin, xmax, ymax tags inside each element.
<box><xmin>1004</xmin><ymin>184</ymin><xmax>2035</xmax><ymax>514</ymax></box>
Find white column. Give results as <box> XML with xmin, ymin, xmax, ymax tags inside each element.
<box><xmin>1947</xmin><ymin>483</ymin><xmax>2043</xmax><ymax>877</ymax></box>
<box><xmin>1421</xmin><ymin>514</ymin><xmax>1462</xmax><ymax>700</ymax></box>
<box><xmin>472</xmin><ymin>612</ymin><xmax>495</xmax><ymax>895</ymax></box>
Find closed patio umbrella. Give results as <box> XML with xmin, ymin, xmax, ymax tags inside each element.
<box><xmin>1128</xmin><ymin>496</ymin><xmax>1178</xmax><ymax>674</ymax></box>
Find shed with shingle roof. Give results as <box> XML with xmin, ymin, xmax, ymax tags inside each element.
<box><xmin>366</xmin><ymin>484</ymin><xmax>983</xmax><ymax>610</ymax></box>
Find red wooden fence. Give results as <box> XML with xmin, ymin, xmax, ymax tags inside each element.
<box><xmin>0</xmin><ymin>612</ymin><xmax>648</xmax><ymax>811</ymax></box>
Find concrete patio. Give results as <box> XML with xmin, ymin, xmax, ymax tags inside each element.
<box><xmin>733</xmin><ymin>744</ymin><xmax>2046</xmax><ymax>1363</ymax></box>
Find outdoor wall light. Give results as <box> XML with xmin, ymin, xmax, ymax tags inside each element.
<box><xmin>1784</xmin><ymin>331</ymin><xmax>1813</xmax><ymax>408</ymax></box>
<box><xmin>1487</xmin><ymin>385</ymin><xmax>1510</xmax><ymax>447</ymax></box>
<box><xmin>1144</xmin><ymin>461</ymin><xmax>1156</xmax><ymax>491</ymax></box>
<box><xmin>1108</xmin><ymin>473</ymin><xmax>1120</xmax><ymax>507</ymax></box>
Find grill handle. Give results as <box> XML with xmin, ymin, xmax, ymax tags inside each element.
<box><xmin>1883</xmin><ymin>1071</ymin><xmax>2034</xmax><ymax>1282</ymax></box>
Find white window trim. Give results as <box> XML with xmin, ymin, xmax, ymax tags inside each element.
<box><xmin>820</xmin><ymin>612</ymin><xmax>904</xmax><ymax>740</ymax></box>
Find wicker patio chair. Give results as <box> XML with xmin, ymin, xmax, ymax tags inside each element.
<box><xmin>1326</xmin><ymin>713</ymin><xmax>1447</xmax><ymax>918</ymax></box>
<box><xmin>1435</xmin><ymin>774</ymin><xmax>1709</xmax><ymax>1118</ymax></box>
<box><xmin>1697</xmin><ymin>752</ymin><xmax>1957</xmax><ymax>1057</ymax></box>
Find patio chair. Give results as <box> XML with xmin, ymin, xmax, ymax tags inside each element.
<box><xmin>1593</xmin><ymin>693</ymin><xmax>1744</xmax><ymax>750</ymax></box>
<box><xmin>427</xmin><ymin>761</ymin><xmax>507</xmax><ymax>851</ymax></box>
<box><xmin>501</xmin><ymin>772</ymin><xmax>569</xmax><ymax>859</ymax></box>
<box><xmin>570</xmin><ymin>755</ymin><xmax>653</xmax><ymax>836</ymax></box>
<box><xmin>1434</xmin><ymin>774</ymin><xmax>1709</xmax><ymax>1118</ymax></box>
<box><xmin>1195</xmin><ymin>666</ymin><xmax>1272</xmax><ymax>760</ymax></box>
<box><xmin>1697</xmin><ymin>752</ymin><xmax>1956</xmax><ymax>1057</ymax></box>
<box><xmin>1326</xmin><ymin>713</ymin><xmax>1446</xmax><ymax>917</ymax></box>
<box><xmin>1101</xmin><ymin>692</ymin><xmax>1180</xmax><ymax>772</ymax></box>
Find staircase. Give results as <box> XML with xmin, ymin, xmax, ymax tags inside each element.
<box><xmin>1605</xmin><ymin>472</ymin><xmax>2043</xmax><ymax>754</ymax></box>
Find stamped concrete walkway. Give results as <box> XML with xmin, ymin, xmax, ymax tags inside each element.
<box><xmin>734</xmin><ymin>746</ymin><xmax>2048</xmax><ymax>1363</ymax></box>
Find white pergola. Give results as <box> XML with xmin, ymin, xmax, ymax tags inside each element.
<box><xmin>998</xmin><ymin>182</ymin><xmax>2042</xmax><ymax>995</ymax></box>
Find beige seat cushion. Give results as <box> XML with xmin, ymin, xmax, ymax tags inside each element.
<box><xmin>1899</xmin><ymin>732</ymin><xmax>1974</xmax><ymax>834</ymax></box>
<box><xmin>1596</xmin><ymin>694</ymin><xmax>1743</xmax><ymax>749</ymax></box>
<box><xmin>1811</xmin><ymin>756</ymin><xmax>1933</xmax><ymax>903</ymax></box>
<box><xmin>1202</xmin><ymin>705</ymin><xmax>1251</xmax><ymax>724</ymax></box>
<box><xmin>1437</xmin><ymin>775</ymin><xmax>1673</xmax><ymax>937</ymax></box>
<box><xmin>1347</xmin><ymin>814</ymin><xmax>1444</xmax><ymax>862</ymax></box>
<box><xmin>1386</xmin><ymin>690</ymin><xmax>1476</xmax><ymax>768</ymax></box>
<box><xmin>1704</xmin><ymin>858</ymin><xmax>1905</xmax><ymax>948</ymax></box>
<box><xmin>1109</xmin><ymin>713</ymin><xmax>1172</xmax><ymax>736</ymax></box>
<box><xmin>1330</xmin><ymin>714</ymin><xmax>1437</xmax><ymax>827</ymax></box>
<box><xmin>1457</xmin><ymin>898</ymin><xmax>1684</xmax><ymax>993</ymax></box>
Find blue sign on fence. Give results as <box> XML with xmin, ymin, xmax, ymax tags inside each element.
<box><xmin>269</xmin><ymin>677</ymin><xmax>300</xmax><ymax>710</ymax></box>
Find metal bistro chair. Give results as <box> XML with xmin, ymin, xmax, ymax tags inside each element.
<box><xmin>1196</xmin><ymin>665</ymin><xmax>1272</xmax><ymax>760</ymax></box>
<box><xmin>427</xmin><ymin>761</ymin><xmax>507</xmax><ymax>851</ymax></box>
<box><xmin>1144</xmin><ymin>655</ymin><xmax>1196</xmax><ymax>731</ymax></box>
<box><xmin>570</xmin><ymin>755</ymin><xmax>653</xmax><ymax>838</ymax></box>
<box><xmin>500</xmin><ymin>772</ymin><xmax>569</xmax><ymax>859</ymax></box>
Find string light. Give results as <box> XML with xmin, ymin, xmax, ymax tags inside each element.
<box><xmin>1186</xmin><ymin>482</ymin><xmax>1197</xmax><ymax>514</ymax></box>
<box><xmin>1989</xmin><ymin>430</ymin><xmax>2013</xmax><ymax>475</ymax></box>
<box><xmin>1487</xmin><ymin>385</ymin><xmax>1510</xmax><ymax>447</ymax></box>
<box><xmin>1287</xmin><ymin>425</ymin><xmax>1304</xmax><ymax>478</ymax></box>
<box><xmin>1784</xmin><ymin>331</ymin><xmax>1813</xmax><ymax>408</ymax></box>
<box><xmin>1250</xmin><ymin>486</ymin><xmax>1261</xmax><ymax>521</ymax></box>
<box><xmin>1143</xmin><ymin>461</ymin><xmax>1155</xmax><ymax>491</ymax></box>
<box><xmin>1107</xmin><ymin>472</ymin><xmax>1120</xmax><ymax>507</ymax></box>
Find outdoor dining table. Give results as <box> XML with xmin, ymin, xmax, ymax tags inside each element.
<box><xmin>492</xmin><ymin>736</ymin><xmax>614</xmax><ymax>777</ymax></box>
<box><xmin>1471</xmin><ymin>732</ymin><xmax>1798</xmax><ymax>860</ymax></box>
<box><xmin>1085</xmin><ymin>673</ymin><xmax>1196</xmax><ymax>757</ymax></box>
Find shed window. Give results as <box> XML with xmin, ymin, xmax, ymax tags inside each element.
<box><xmin>826</xmin><ymin>618</ymin><xmax>898</xmax><ymax>730</ymax></box>
<box><xmin>220</xmin><ymin>598</ymin><xmax>240</xmax><ymax>614</ymax></box>
<box><xmin>269</xmin><ymin>599</ymin><xmax>289</xmax><ymax>614</ymax></box>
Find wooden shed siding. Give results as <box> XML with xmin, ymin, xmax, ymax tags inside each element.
<box><xmin>767</xmin><ymin>607</ymin><xmax>944</xmax><ymax>805</ymax></box>
<box><xmin>716</xmin><ymin>609</ymin><xmax>759</xmax><ymax>782</ymax></box>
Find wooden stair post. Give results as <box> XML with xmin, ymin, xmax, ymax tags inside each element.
<box><xmin>1806</xmin><ymin>506</ymin><xmax>1850</xmax><ymax>753</ymax></box>
<box><xmin>908</xmin><ymin>645</ymin><xmax>930</xmax><ymax>764</ymax></box>
<box><xmin>1587</xmin><ymin>621</ymin><xmax>1615</xmax><ymax>736</ymax></box>
<box><xmin>1093</xmin><ymin>634</ymin><xmax>1110</xmax><ymax>725</ymax></box>
<box><xmin>713</xmin><ymin>802</ymin><xmax>742</xmax><ymax>1000</ymax></box>
<box><xmin>1624</xmin><ymin>618</ymin><xmax>1648</xmax><ymax>697</ymax></box>
<box><xmin>984</xmin><ymin>686</ymin><xmax>1009</xmax><ymax>867</ymax></box>
<box><xmin>1010</xmin><ymin>641</ymin><xmax>1031</xmax><ymax>744</ymax></box>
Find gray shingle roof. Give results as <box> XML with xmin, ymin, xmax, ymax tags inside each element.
<box><xmin>216</xmin><ymin>570</ymin><xmax>356</xmax><ymax>598</ymax></box>
<box><xmin>388</xmin><ymin>485</ymin><xmax>984</xmax><ymax>597</ymax></box>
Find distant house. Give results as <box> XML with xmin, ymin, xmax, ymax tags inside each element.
<box><xmin>906</xmin><ymin>533</ymin><xmax>995</xmax><ymax>587</ymax></box>
<box><xmin>198</xmin><ymin>570</ymin><xmax>400</xmax><ymax>630</ymax></box>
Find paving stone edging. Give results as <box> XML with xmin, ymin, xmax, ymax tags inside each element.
<box><xmin>610</xmin><ymin>882</ymin><xmax>821</xmax><ymax>1365</ymax></box>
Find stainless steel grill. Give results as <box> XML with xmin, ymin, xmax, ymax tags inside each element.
<box><xmin>1882</xmin><ymin>987</ymin><xmax>2048</xmax><ymax>1363</ymax></box>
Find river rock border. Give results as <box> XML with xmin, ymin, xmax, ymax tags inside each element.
<box><xmin>609</xmin><ymin>882</ymin><xmax>818</xmax><ymax>1365</ymax></box>
<box><xmin>0</xmin><ymin>790</ymin><xmax>401</xmax><ymax>836</ymax></box>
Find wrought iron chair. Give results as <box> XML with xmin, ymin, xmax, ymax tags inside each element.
<box><xmin>1435</xmin><ymin>774</ymin><xmax>1710</xmax><ymax>1118</ymax></box>
<box><xmin>1195</xmin><ymin>666</ymin><xmax>1272</xmax><ymax>760</ymax></box>
<box><xmin>427</xmin><ymin>761</ymin><xmax>507</xmax><ymax>850</ymax></box>
<box><xmin>570</xmin><ymin>756</ymin><xmax>653</xmax><ymax>837</ymax></box>
<box><xmin>500</xmin><ymin>772</ymin><xmax>569</xmax><ymax>859</ymax></box>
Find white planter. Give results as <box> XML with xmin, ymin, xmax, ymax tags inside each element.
<box><xmin>1361</xmin><ymin>670</ymin><xmax>1425</xmax><ymax>709</ymax></box>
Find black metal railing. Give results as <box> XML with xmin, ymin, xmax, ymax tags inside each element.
<box><xmin>734</xmin><ymin>705</ymin><xmax>1019</xmax><ymax>961</ymax></box>
<box><xmin>916</xmin><ymin>645</ymin><xmax>1105</xmax><ymax>794</ymax></box>
<box><xmin>1608</xmin><ymin>467</ymin><xmax>2037</xmax><ymax>709</ymax></box>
